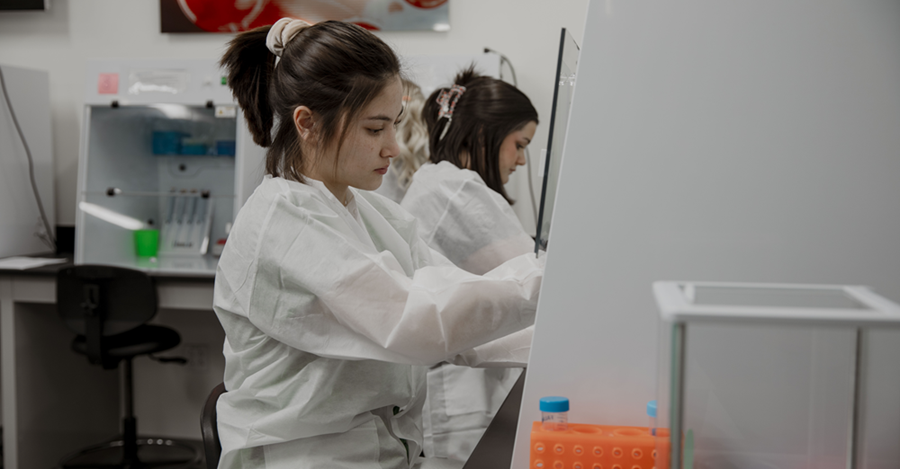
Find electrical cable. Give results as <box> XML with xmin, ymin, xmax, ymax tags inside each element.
<box><xmin>525</xmin><ymin>147</ymin><xmax>537</xmax><ymax>225</ymax></box>
<box><xmin>484</xmin><ymin>47</ymin><xmax>518</xmax><ymax>87</ymax></box>
<box><xmin>0</xmin><ymin>66</ymin><xmax>56</xmax><ymax>251</ymax></box>
<box><xmin>484</xmin><ymin>47</ymin><xmax>537</xmax><ymax>224</ymax></box>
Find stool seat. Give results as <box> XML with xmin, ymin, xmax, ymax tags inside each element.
<box><xmin>72</xmin><ymin>324</ymin><xmax>181</xmax><ymax>359</ymax></box>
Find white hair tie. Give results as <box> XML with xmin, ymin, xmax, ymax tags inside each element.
<box><xmin>266</xmin><ymin>18</ymin><xmax>312</xmax><ymax>57</ymax></box>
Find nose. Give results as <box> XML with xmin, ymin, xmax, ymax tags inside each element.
<box><xmin>516</xmin><ymin>151</ymin><xmax>527</xmax><ymax>166</ymax></box>
<box><xmin>382</xmin><ymin>132</ymin><xmax>400</xmax><ymax>159</ymax></box>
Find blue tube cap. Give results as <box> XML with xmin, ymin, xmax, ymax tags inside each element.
<box><xmin>647</xmin><ymin>400</ymin><xmax>657</xmax><ymax>418</ymax></box>
<box><xmin>539</xmin><ymin>396</ymin><xmax>569</xmax><ymax>412</ymax></box>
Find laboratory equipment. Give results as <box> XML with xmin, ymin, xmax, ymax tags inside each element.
<box><xmin>540</xmin><ymin>396</ymin><xmax>570</xmax><ymax>432</ymax></box>
<box><xmin>653</xmin><ymin>282</ymin><xmax>900</xmax><ymax>469</ymax></box>
<box><xmin>529</xmin><ymin>422</ymin><xmax>665</xmax><ymax>469</ymax></box>
<box><xmin>530</xmin><ymin>397</ymin><xmax>670</xmax><ymax>469</ymax></box>
<box><xmin>75</xmin><ymin>59</ymin><xmax>265</xmax><ymax>275</ymax></box>
<box><xmin>0</xmin><ymin>64</ymin><xmax>55</xmax><ymax>258</ymax></box>
<box><xmin>133</xmin><ymin>228</ymin><xmax>159</xmax><ymax>258</ymax></box>
<box><xmin>514</xmin><ymin>1</ymin><xmax>900</xmax><ymax>468</ymax></box>
<box><xmin>646</xmin><ymin>400</ymin><xmax>656</xmax><ymax>436</ymax></box>
<box><xmin>534</xmin><ymin>28</ymin><xmax>579</xmax><ymax>253</ymax></box>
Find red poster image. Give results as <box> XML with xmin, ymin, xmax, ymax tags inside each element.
<box><xmin>97</xmin><ymin>73</ymin><xmax>119</xmax><ymax>95</ymax></box>
<box><xmin>160</xmin><ymin>0</ymin><xmax>449</xmax><ymax>33</ymax></box>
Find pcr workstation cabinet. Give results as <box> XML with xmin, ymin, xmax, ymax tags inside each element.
<box><xmin>76</xmin><ymin>59</ymin><xmax>266</xmax><ymax>276</ymax></box>
<box><xmin>512</xmin><ymin>1</ymin><xmax>900</xmax><ymax>469</ymax></box>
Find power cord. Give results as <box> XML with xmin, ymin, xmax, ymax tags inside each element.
<box><xmin>0</xmin><ymin>66</ymin><xmax>56</xmax><ymax>252</ymax></box>
<box><xmin>484</xmin><ymin>47</ymin><xmax>519</xmax><ymax>87</ymax></box>
<box><xmin>524</xmin><ymin>148</ymin><xmax>537</xmax><ymax>224</ymax></box>
<box><xmin>484</xmin><ymin>47</ymin><xmax>538</xmax><ymax>225</ymax></box>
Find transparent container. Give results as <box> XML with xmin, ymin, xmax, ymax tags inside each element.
<box><xmin>539</xmin><ymin>396</ymin><xmax>569</xmax><ymax>431</ymax></box>
<box><xmin>653</xmin><ymin>282</ymin><xmax>900</xmax><ymax>469</ymax></box>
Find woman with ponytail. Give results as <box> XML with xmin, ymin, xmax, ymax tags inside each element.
<box><xmin>399</xmin><ymin>67</ymin><xmax>539</xmax><ymax>463</ymax></box>
<box><xmin>214</xmin><ymin>19</ymin><xmax>543</xmax><ymax>469</ymax></box>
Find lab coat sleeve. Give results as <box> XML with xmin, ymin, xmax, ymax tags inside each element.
<box><xmin>245</xmin><ymin>193</ymin><xmax>543</xmax><ymax>366</ymax></box>
<box><xmin>405</xmin><ymin>170</ymin><xmax>534</xmax><ymax>275</ymax></box>
<box><xmin>448</xmin><ymin>326</ymin><xmax>533</xmax><ymax>368</ymax></box>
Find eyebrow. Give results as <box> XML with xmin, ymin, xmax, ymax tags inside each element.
<box><xmin>365</xmin><ymin>107</ymin><xmax>405</xmax><ymax>122</ymax></box>
<box><xmin>523</xmin><ymin>136</ymin><xmax>532</xmax><ymax>143</ymax></box>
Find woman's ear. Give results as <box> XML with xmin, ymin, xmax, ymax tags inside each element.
<box><xmin>293</xmin><ymin>106</ymin><xmax>316</xmax><ymax>141</ymax></box>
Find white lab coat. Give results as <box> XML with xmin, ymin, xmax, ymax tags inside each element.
<box><xmin>213</xmin><ymin>176</ymin><xmax>543</xmax><ymax>469</ymax></box>
<box><xmin>400</xmin><ymin>161</ymin><xmax>537</xmax><ymax>461</ymax></box>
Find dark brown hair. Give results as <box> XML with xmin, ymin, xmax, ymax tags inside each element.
<box><xmin>423</xmin><ymin>65</ymin><xmax>538</xmax><ymax>203</ymax></box>
<box><xmin>220</xmin><ymin>20</ymin><xmax>401</xmax><ymax>182</ymax></box>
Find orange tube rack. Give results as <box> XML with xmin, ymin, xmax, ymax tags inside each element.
<box><xmin>529</xmin><ymin>422</ymin><xmax>670</xmax><ymax>469</ymax></box>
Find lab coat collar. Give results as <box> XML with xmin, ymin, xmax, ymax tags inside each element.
<box><xmin>302</xmin><ymin>177</ymin><xmax>356</xmax><ymax>209</ymax></box>
<box><xmin>301</xmin><ymin>177</ymin><xmax>375</xmax><ymax>251</ymax></box>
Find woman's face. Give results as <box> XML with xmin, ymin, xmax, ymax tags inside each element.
<box><xmin>498</xmin><ymin>121</ymin><xmax>537</xmax><ymax>184</ymax></box>
<box><xmin>310</xmin><ymin>76</ymin><xmax>404</xmax><ymax>192</ymax></box>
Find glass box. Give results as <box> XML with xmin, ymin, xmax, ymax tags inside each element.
<box><xmin>653</xmin><ymin>282</ymin><xmax>900</xmax><ymax>469</ymax></box>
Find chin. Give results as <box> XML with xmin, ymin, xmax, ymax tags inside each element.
<box><xmin>355</xmin><ymin>176</ymin><xmax>383</xmax><ymax>191</ymax></box>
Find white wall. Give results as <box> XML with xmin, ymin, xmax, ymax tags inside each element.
<box><xmin>0</xmin><ymin>0</ymin><xmax>589</xmax><ymax>230</ymax></box>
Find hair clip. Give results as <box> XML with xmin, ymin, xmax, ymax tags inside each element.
<box><xmin>436</xmin><ymin>84</ymin><xmax>466</xmax><ymax>140</ymax></box>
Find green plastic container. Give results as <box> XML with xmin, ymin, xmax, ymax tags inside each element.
<box><xmin>133</xmin><ymin>229</ymin><xmax>159</xmax><ymax>257</ymax></box>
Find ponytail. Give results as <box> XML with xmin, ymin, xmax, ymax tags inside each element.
<box><xmin>220</xmin><ymin>26</ymin><xmax>276</xmax><ymax>148</ymax></box>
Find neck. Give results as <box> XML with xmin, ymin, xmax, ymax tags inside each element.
<box><xmin>323</xmin><ymin>181</ymin><xmax>351</xmax><ymax>206</ymax></box>
<box><xmin>302</xmin><ymin>158</ymin><xmax>351</xmax><ymax>206</ymax></box>
<box><xmin>458</xmin><ymin>151</ymin><xmax>471</xmax><ymax>169</ymax></box>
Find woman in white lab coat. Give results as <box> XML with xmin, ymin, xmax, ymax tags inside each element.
<box><xmin>372</xmin><ymin>78</ymin><xmax>430</xmax><ymax>204</ymax></box>
<box><xmin>400</xmin><ymin>67</ymin><xmax>539</xmax><ymax>462</ymax></box>
<box><xmin>214</xmin><ymin>19</ymin><xmax>543</xmax><ymax>469</ymax></box>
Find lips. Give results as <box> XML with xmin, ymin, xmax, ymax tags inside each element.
<box><xmin>375</xmin><ymin>167</ymin><xmax>388</xmax><ymax>175</ymax></box>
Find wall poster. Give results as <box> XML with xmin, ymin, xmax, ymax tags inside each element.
<box><xmin>161</xmin><ymin>0</ymin><xmax>449</xmax><ymax>33</ymax></box>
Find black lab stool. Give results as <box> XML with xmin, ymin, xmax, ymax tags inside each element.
<box><xmin>56</xmin><ymin>265</ymin><xmax>201</xmax><ymax>468</ymax></box>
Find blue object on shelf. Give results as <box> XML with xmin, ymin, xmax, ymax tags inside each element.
<box><xmin>216</xmin><ymin>140</ymin><xmax>236</xmax><ymax>156</ymax></box>
<box><xmin>152</xmin><ymin>131</ymin><xmax>185</xmax><ymax>155</ymax></box>
<box><xmin>647</xmin><ymin>400</ymin><xmax>657</xmax><ymax>418</ymax></box>
<box><xmin>181</xmin><ymin>142</ymin><xmax>207</xmax><ymax>155</ymax></box>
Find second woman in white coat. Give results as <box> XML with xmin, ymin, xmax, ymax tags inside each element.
<box><xmin>400</xmin><ymin>67</ymin><xmax>539</xmax><ymax>462</ymax></box>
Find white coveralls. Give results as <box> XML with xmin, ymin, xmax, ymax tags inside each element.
<box><xmin>213</xmin><ymin>176</ymin><xmax>543</xmax><ymax>469</ymax></box>
<box><xmin>400</xmin><ymin>161</ymin><xmax>537</xmax><ymax>462</ymax></box>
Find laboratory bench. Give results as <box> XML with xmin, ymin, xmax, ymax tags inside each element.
<box><xmin>0</xmin><ymin>261</ymin><xmax>222</xmax><ymax>469</ymax></box>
